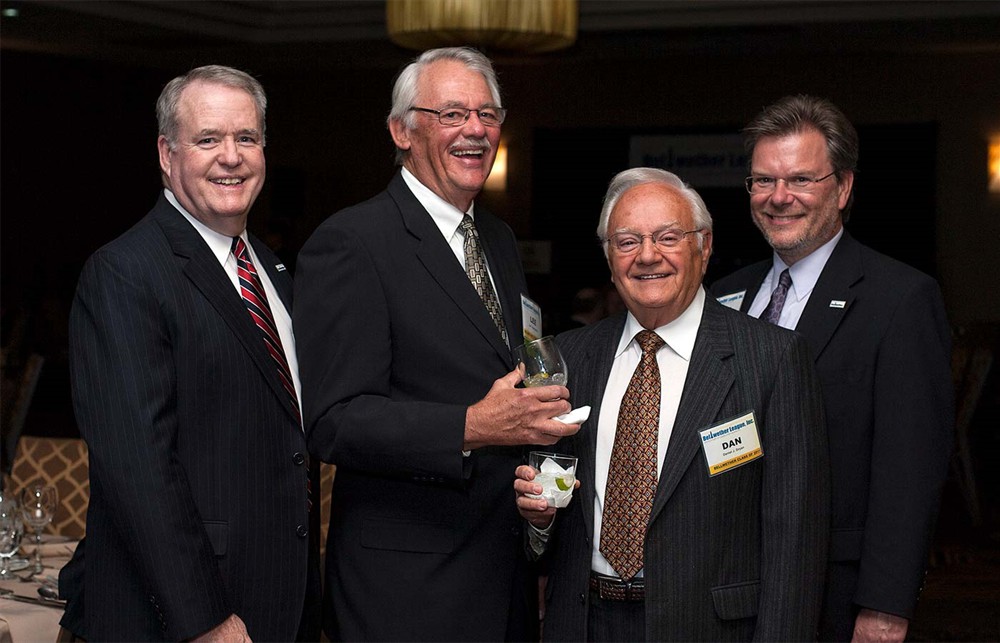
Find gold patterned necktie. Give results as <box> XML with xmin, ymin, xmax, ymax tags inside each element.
<box><xmin>460</xmin><ymin>214</ymin><xmax>508</xmax><ymax>346</ymax></box>
<box><xmin>600</xmin><ymin>329</ymin><xmax>665</xmax><ymax>581</ymax></box>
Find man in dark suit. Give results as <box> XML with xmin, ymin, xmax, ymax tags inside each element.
<box><xmin>516</xmin><ymin>168</ymin><xmax>830</xmax><ymax>641</ymax></box>
<box><xmin>60</xmin><ymin>65</ymin><xmax>319</xmax><ymax>641</ymax></box>
<box><xmin>712</xmin><ymin>95</ymin><xmax>954</xmax><ymax>641</ymax></box>
<box><xmin>293</xmin><ymin>47</ymin><xmax>579</xmax><ymax>641</ymax></box>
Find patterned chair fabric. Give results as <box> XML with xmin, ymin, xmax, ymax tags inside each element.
<box><xmin>10</xmin><ymin>436</ymin><xmax>89</xmax><ymax>539</ymax></box>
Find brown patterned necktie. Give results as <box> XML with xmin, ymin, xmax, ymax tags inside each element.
<box><xmin>460</xmin><ymin>214</ymin><xmax>508</xmax><ymax>346</ymax></box>
<box><xmin>600</xmin><ymin>329</ymin><xmax>665</xmax><ymax>581</ymax></box>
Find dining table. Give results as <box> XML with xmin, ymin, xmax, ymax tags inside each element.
<box><xmin>0</xmin><ymin>536</ymin><xmax>77</xmax><ymax>643</ymax></box>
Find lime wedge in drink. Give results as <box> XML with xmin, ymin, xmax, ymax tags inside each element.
<box><xmin>555</xmin><ymin>477</ymin><xmax>572</xmax><ymax>491</ymax></box>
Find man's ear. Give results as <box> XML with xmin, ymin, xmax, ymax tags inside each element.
<box><xmin>388</xmin><ymin>119</ymin><xmax>411</xmax><ymax>153</ymax></box>
<box><xmin>157</xmin><ymin>135</ymin><xmax>173</xmax><ymax>178</ymax></box>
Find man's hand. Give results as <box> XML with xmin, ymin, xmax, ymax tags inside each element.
<box><xmin>852</xmin><ymin>608</ymin><xmax>908</xmax><ymax>643</ymax></box>
<box><xmin>514</xmin><ymin>464</ymin><xmax>558</xmax><ymax>528</ymax></box>
<box><xmin>464</xmin><ymin>367</ymin><xmax>579</xmax><ymax>450</ymax></box>
<box><xmin>192</xmin><ymin>614</ymin><xmax>251</xmax><ymax>642</ymax></box>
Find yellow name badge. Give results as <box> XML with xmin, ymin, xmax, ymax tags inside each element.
<box><xmin>699</xmin><ymin>411</ymin><xmax>763</xmax><ymax>476</ymax></box>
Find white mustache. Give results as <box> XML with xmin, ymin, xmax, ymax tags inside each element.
<box><xmin>449</xmin><ymin>138</ymin><xmax>491</xmax><ymax>152</ymax></box>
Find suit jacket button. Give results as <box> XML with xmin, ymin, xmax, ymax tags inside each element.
<box><xmin>292</xmin><ymin>452</ymin><xmax>305</xmax><ymax>465</ymax></box>
<box><xmin>578</xmin><ymin>592</ymin><xmax>586</xmax><ymax>604</ymax></box>
<box><xmin>296</xmin><ymin>524</ymin><xmax>308</xmax><ymax>538</ymax></box>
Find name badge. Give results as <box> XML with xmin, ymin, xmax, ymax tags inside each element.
<box><xmin>521</xmin><ymin>294</ymin><xmax>542</xmax><ymax>343</ymax></box>
<box><xmin>717</xmin><ymin>290</ymin><xmax>746</xmax><ymax>311</ymax></box>
<box><xmin>699</xmin><ymin>411</ymin><xmax>763</xmax><ymax>476</ymax></box>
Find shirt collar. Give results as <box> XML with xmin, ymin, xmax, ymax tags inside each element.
<box><xmin>615</xmin><ymin>286</ymin><xmax>705</xmax><ymax>362</ymax></box>
<box><xmin>164</xmin><ymin>188</ymin><xmax>245</xmax><ymax>266</ymax></box>
<box><xmin>771</xmin><ymin>227</ymin><xmax>843</xmax><ymax>301</ymax></box>
<box><xmin>400</xmin><ymin>167</ymin><xmax>474</xmax><ymax>241</ymax></box>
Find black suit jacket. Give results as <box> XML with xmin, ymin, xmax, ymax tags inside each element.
<box><xmin>543</xmin><ymin>297</ymin><xmax>830</xmax><ymax>641</ymax></box>
<box><xmin>293</xmin><ymin>171</ymin><xmax>535</xmax><ymax>641</ymax></box>
<box><xmin>711</xmin><ymin>231</ymin><xmax>954</xmax><ymax>629</ymax></box>
<box><xmin>61</xmin><ymin>194</ymin><xmax>319</xmax><ymax>641</ymax></box>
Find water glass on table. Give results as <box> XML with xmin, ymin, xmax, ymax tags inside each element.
<box><xmin>0</xmin><ymin>497</ymin><xmax>24</xmax><ymax>578</ymax></box>
<box><xmin>20</xmin><ymin>485</ymin><xmax>57</xmax><ymax>574</ymax></box>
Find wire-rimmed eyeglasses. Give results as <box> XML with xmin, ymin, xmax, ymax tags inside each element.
<box><xmin>744</xmin><ymin>171</ymin><xmax>837</xmax><ymax>194</ymax></box>
<box><xmin>409</xmin><ymin>106</ymin><xmax>506</xmax><ymax>128</ymax></box>
<box><xmin>603</xmin><ymin>228</ymin><xmax>703</xmax><ymax>255</ymax></box>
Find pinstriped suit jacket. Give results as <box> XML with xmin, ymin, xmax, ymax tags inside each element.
<box><xmin>542</xmin><ymin>296</ymin><xmax>830</xmax><ymax>641</ymax></box>
<box><xmin>60</xmin><ymin>194</ymin><xmax>318</xmax><ymax>641</ymax></box>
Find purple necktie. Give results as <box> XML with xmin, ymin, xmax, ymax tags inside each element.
<box><xmin>761</xmin><ymin>268</ymin><xmax>792</xmax><ymax>325</ymax></box>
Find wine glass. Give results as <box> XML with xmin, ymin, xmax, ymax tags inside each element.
<box><xmin>21</xmin><ymin>484</ymin><xmax>58</xmax><ymax>574</ymax></box>
<box><xmin>514</xmin><ymin>336</ymin><xmax>568</xmax><ymax>388</ymax></box>
<box><xmin>0</xmin><ymin>497</ymin><xmax>24</xmax><ymax>579</ymax></box>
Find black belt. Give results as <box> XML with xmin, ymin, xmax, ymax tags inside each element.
<box><xmin>589</xmin><ymin>572</ymin><xmax>645</xmax><ymax>601</ymax></box>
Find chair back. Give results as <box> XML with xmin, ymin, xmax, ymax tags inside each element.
<box><xmin>10</xmin><ymin>436</ymin><xmax>89</xmax><ymax>539</ymax></box>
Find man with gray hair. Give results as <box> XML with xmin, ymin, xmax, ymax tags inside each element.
<box><xmin>515</xmin><ymin>167</ymin><xmax>830</xmax><ymax>640</ymax></box>
<box><xmin>713</xmin><ymin>94</ymin><xmax>953</xmax><ymax>641</ymax></box>
<box><xmin>60</xmin><ymin>65</ymin><xmax>320</xmax><ymax>641</ymax></box>
<box><xmin>295</xmin><ymin>47</ymin><xmax>578</xmax><ymax>640</ymax></box>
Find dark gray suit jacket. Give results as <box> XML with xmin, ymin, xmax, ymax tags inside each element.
<box><xmin>294</xmin><ymin>171</ymin><xmax>535</xmax><ymax>641</ymax></box>
<box><xmin>61</xmin><ymin>194</ymin><xmax>318</xmax><ymax>641</ymax></box>
<box><xmin>711</xmin><ymin>231</ymin><xmax>953</xmax><ymax>631</ymax></box>
<box><xmin>543</xmin><ymin>296</ymin><xmax>830</xmax><ymax>641</ymax></box>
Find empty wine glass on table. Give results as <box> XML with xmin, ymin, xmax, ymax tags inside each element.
<box><xmin>514</xmin><ymin>336</ymin><xmax>568</xmax><ymax>388</ymax></box>
<box><xmin>0</xmin><ymin>497</ymin><xmax>24</xmax><ymax>579</ymax></box>
<box><xmin>21</xmin><ymin>484</ymin><xmax>58</xmax><ymax>574</ymax></box>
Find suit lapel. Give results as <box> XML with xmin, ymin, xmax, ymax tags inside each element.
<box><xmin>795</xmin><ymin>232</ymin><xmax>861</xmax><ymax>361</ymax></box>
<box><xmin>153</xmin><ymin>198</ymin><xmax>300</xmax><ymax>424</ymax></box>
<box><xmin>388</xmin><ymin>173</ymin><xmax>514</xmax><ymax>365</ymax></box>
<box><xmin>572</xmin><ymin>314</ymin><xmax>626</xmax><ymax>541</ymax></box>
<box><xmin>649</xmin><ymin>299</ymin><xmax>735</xmax><ymax>524</ymax></box>
<box><xmin>250</xmin><ymin>234</ymin><xmax>294</xmax><ymax>313</ymax></box>
<box><xmin>737</xmin><ymin>262</ymin><xmax>770</xmax><ymax>313</ymax></box>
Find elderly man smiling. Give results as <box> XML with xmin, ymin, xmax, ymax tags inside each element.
<box><xmin>516</xmin><ymin>167</ymin><xmax>831</xmax><ymax>641</ymax></box>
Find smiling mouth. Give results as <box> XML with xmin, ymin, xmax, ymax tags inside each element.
<box><xmin>451</xmin><ymin>148</ymin><xmax>485</xmax><ymax>158</ymax></box>
<box><xmin>634</xmin><ymin>273</ymin><xmax>667</xmax><ymax>280</ymax></box>
<box><xmin>211</xmin><ymin>177</ymin><xmax>245</xmax><ymax>185</ymax></box>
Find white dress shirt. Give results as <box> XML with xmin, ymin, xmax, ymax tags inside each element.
<box><xmin>164</xmin><ymin>188</ymin><xmax>303</xmax><ymax>415</ymax></box>
<box><xmin>747</xmin><ymin>228</ymin><xmax>843</xmax><ymax>331</ymax></box>
<box><xmin>590</xmin><ymin>287</ymin><xmax>705</xmax><ymax>577</ymax></box>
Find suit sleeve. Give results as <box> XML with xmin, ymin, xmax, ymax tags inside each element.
<box><xmin>756</xmin><ymin>333</ymin><xmax>831</xmax><ymax>640</ymax></box>
<box><xmin>69</xmin><ymin>251</ymin><xmax>230</xmax><ymax>639</ymax></box>
<box><xmin>855</xmin><ymin>277</ymin><xmax>954</xmax><ymax>617</ymax></box>
<box><xmin>293</xmin><ymin>221</ymin><xmax>467</xmax><ymax>482</ymax></box>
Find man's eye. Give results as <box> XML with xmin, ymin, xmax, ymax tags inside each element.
<box><xmin>657</xmin><ymin>233</ymin><xmax>683</xmax><ymax>245</ymax></box>
<box><xmin>441</xmin><ymin>110</ymin><xmax>464</xmax><ymax>120</ymax></box>
<box><xmin>790</xmin><ymin>176</ymin><xmax>812</xmax><ymax>186</ymax></box>
<box><xmin>755</xmin><ymin>177</ymin><xmax>775</xmax><ymax>186</ymax></box>
<box><xmin>197</xmin><ymin>138</ymin><xmax>217</xmax><ymax>146</ymax></box>
<box><xmin>617</xmin><ymin>238</ymin><xmax>639</xmax><ymax>250</ymax></box>
<box><xmin>238</xmin><ymin>136</ymin><xmax>258</xmax><ymax>144</ymax></box>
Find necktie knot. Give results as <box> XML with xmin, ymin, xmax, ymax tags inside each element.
<box><xmin>777</xmin><ymin>268</ymin><xmax>792</xmax><ymax>290</ymax></box>
<box><xmin>636</xmin><ymin>330</ymin><xmax>665</xmax><ymax>356</ymax></box>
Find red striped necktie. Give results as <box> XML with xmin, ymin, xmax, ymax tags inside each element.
<box><xmin>231</xmin><ymin>236</ymin><xmax>300</xmax><ymax>424</ymax></box>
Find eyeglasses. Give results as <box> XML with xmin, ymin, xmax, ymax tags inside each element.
<box><xmin>604</xmin><ymin>228</ymin><xmax>703</xmax><ymax>255</ymax></box>
<box><xmin>409</xmin><ymin>106</ymin><xmax>506</xmax><ymax>128</ymax></box>
<box><xmin>744</xmin><ymin>171</ymin><xmax>837</xmax><ymax>194</ymax></box>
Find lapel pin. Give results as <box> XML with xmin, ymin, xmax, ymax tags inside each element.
<box><xmin>275</xmin><ymin>263</ymin><xmax>287</xmax><ymax>272</ymax></box>
<box><xmin>829</xmin><ymin>300</ymin><xmax>846</xmax><ymax>309</ymax></box>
